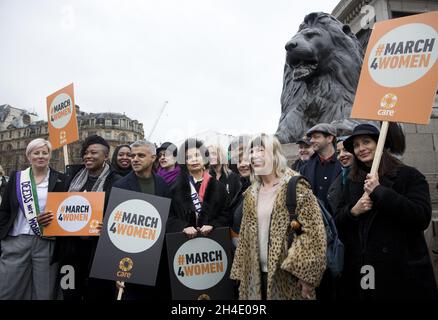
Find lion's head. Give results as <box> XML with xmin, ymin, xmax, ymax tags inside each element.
<box><xmin>275</xmin><ymin>12</ymin><xmax>364</xmax><ymax>143</ymax></box>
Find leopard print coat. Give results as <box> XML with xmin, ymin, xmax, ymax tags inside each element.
<box><xmin>230</xmin><ymin>168</ymin><xmax>326</xmax><ymax>300</ymax></box>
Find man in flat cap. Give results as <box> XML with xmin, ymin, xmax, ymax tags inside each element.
<box><xmin>300</xmin><ymin>123</ymin><xmax>341</xmax><ymax>209</ymax></box>
<box><xmin>299</xmin><ymin>123</ymin><xmax>342</xmax><ymax>301</ymax></box>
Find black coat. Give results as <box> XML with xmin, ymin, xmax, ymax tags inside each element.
<box><xmin>0</xmin><ymin>176</ymin><xmax>7</xmax><ymax>202</ymax></box>
<box><xmin>167</xmin><ymin>171</ymin><xmax>230</xmax><ymax>233</ymax></box>
<box><xmin>53</xmin><ymin>164</ymin><xmax>121</xmax><ymax>300</ymax></box>
<box><xmin>291</xmin><ymin>158</ymin><xmax>307</xmax><ymax>172</ymax></box>
<box><xmin>0</xmin><ymin>168</ymin><xmax>65</xmax><ymax>240</ymax></box>
<box><xmin>111</xmin><ymin>171</ymin><xmax>172</xmax><ymax>300</ymax></box>
<box><xmin>210</xmin><ymin>168</ymin><xmax>241</xmax><ymax>206</ymax></box>
<box><xmin>229</xmin><ymin>176</ymin><xmax>251</xmax><ymax>235</ymax></box>
<box><xmin>300</xmin><ymin>152</ymin><xmax>342</xmax><ymax>210</ymax></box>
<box><xmin>335</xmin><ymin>165</ymin><xmax>438</xmax><ymax>300</ymax></box>
<box><xmin>112</xmin><ymin>171</ymin><xmax>170</xmax><ymax>197</ymax></box>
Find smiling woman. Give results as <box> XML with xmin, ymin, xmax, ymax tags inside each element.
<box><xmin>230</xmin><ymin>133</ymin><xmax>327</xmax><ymax>300</ymax></box>
<box><xmin>335</xmin><ymin>124</ymin><xmax>438</xmax><ymax>300</ymax></box>
<box><xmin>111</xmin><ymin>144</ymin><xmax>132</xmax><ymax>177</ymax></box>
<box><xmin>53</xmin><ymin>134</ymin><xmax>122</xmax><ymax>301</ymax></box>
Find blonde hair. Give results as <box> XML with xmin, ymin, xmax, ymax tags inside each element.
<box><xmin>0</xmin><ymin>165</ymin><xmax>4</xmax><ymax>176</ymax></box>
<box><xmin>26</xmin><ymin>138</ymin><xmax>52</xmax><ymax>158</ymax></box>
<box><xmin>207</xmin><ymin>144</ymin><xmax>232</xmax><ymax>177</ymax></box>
<box><xmin>249</xmin><ymin>133</ymin><xmax>288</xmax><ymax>183</ymax></box>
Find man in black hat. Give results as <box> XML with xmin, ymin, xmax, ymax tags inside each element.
<box><xmin>155</xmin><ymin>142</ymin><xmax>181</xmax><ymax>187</ymax></box>
<box><xmin>291</xmin><ymin>136</ymin><xmax>314</xmax><ymax>172</ymax></box>
<box><xmin>300</xmin><ymin>123</ymin><xmax>342</xmax><ymax>210</ymax></box>
<box><xmin>54</xmin><ymin>134</ymin><xmax>121</xmax><ymax>300</ymax></box>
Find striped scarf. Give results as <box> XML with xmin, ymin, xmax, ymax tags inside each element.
<box><xmin>68</xmin><ymin>163</ymin><xmax>111</xmax><ymax>192</ymax></box>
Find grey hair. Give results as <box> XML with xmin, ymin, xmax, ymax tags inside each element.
<box><xmin>130</xmin><ymin>139</ymin><xmax>156</xmax><ymax>154</ymax></box>
<box><xmin>26</xmin><ymin>138</ymin><xmax>52</xmax><ymax>158</ymax></box>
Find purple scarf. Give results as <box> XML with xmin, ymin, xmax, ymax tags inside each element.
<box><xmin>157</xmin><ymin>164</ymin><xmax>181</xmax><ymax>185</ymax></box>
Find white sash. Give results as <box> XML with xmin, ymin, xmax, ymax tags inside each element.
<box><xmin>189</xmin><ymin>178</ymin><xmax>203</xmax><ymax>219</ymax></box>
<box><xmin>16</xmin><ymin>167</ymin><xmax>42</xmax><ymax>236</ymax></box>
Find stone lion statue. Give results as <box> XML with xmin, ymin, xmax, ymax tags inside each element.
<box><xmin>275</xmin><ymin>12</ymin><xmax>365</xmax><ymax>143</ymax></box>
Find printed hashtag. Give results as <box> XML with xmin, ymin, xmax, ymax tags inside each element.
<box><xmin>376</xmin><ymin>44</ymin><xmax>385</xmax><ymax>56</ymax></box>
<box><xmin>114</xmin><ymin>211</ymin><xmax>122</xmax><ymax>222</ymax></box>
<box><xmin>178</xmin><ymin>255</ymin><xmax>185</xmax><ymax>265</ymax></box>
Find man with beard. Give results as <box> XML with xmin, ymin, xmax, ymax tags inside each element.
<box><xmin>300</xmin><ymin>123</ymin><xmax>342</xmax><ymax>210</ymax></box>
<box><xmin>299</xmin><ymin>123</ymin><xmax>342</xmax><ymax>301</ymax></box>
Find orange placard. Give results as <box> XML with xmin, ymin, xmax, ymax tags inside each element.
<box><xmin>44</xmin><ymin>192</ymin><xmax>105</xmax><ymax>236</ymax></box>
<box><xmin>46</xmin><ymin>83</ymin><xmax>79</xmax><ymax>149</ymax></box>
<box><xmin>351</xmin><ymin>11</ymin><xmax>438</xmax><ymax>124</ymax></box>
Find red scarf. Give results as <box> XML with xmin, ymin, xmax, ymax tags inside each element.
<box><xmin>197</xmin><ymin>171</ymin><xmax>211</xmax><ymax>202</ymax></box>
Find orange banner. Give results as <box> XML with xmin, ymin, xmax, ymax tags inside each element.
<box><xmin>46</xmin><ymin>83</ymin><xmax>79</xmax><ymax>149</ymax></box>
<box><xmin>351</xmin><ymin>11</ymin><xmax>438</xmax><ymax>124</ymax></box>
<box><xmin>44</xmin><ymin>192</ymin><xmax>105</xmax><ymax>236</ymax></box>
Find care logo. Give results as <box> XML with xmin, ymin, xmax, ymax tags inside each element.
<box><xmin>119</xmin><ymin>257</ymin><xmax>133</xmax><ymax>272</ymax></box>
<box><xmin>368</xmin><ymin>23</ymin><xmax>437</xmax><ymax>87</ymax></box>
<box><xmin>380</xmin><ymin>93</ymin><xmax>398</xmax><ymax>109</ymax></box>
<box><xmin>173</xmin><ymin>238</ymin><xmax>227</xmax><ymax>290</ymax></box>
<box><xmin>49</xmin><ymin>92</ymin><xmax>73</xmax><ymax>129</ymax></box>
<box><xmin>107</xmin><ymin>199</ymin><xmax>162</xmax><ymax>254</ymax></box>
<box><xmin>378</xmin><ymin>93</ymin><xmax>398</xmax><ymax>117</ymax></box>
<box><xmin>89</xmin><ymin>219</ymin><xmax>100</xmax><ymax>234</ymax></box>
<box><xmin>57</xmin><ymin>195</ymin><xmax>92</xmax><ymax>232</ymax></box>
<box><xmin>117</xmin><ymin>257</ymin><xmax>134</xmax><ymax>279</ymax></box>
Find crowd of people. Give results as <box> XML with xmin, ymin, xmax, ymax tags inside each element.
<box><xmin>0</xmin><ymin>122</ymin><xmax>437</xmax><ymax>300</ymax></box>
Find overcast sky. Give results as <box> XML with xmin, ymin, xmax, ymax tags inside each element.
<box><xmin>0</xmin><ymin>0</ymin><xmax>340</xmax><ymax>144</ymax></box>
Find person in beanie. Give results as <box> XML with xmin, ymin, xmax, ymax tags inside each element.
<box><xmin>53</xmin><ymin>135</ymin><xmax>121</xmax><ymax>300</ymax></box>
<box><xmin>111</xmin><ymin>144</ymin><xmax>132</xmax><ymax>177</ymax></box>
<box><xmin>291</xmin><ymin>136</ymin><xmax>314</xmax><ymax>172</ymax></box>
<box><xmin>155</xmin><ymin>142</ymin><xmax>181</xmax><ymax>187</ymax></box>
<box><xmin>336</xmin><ymin>123</ymin><xmax>438</xmax><ymax>300</ymax></box>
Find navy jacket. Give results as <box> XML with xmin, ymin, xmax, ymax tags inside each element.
<box><xmin>111</xmin><ymin>171</ymin><xmax>172</xmax><ymax>300</ymax></box>
<box><xmin>112</xmin><ymin>171</ymin><xmax>170</xmax><ymax>198</ymax></box>
<box><xmin>300</xmin><ymin>152</ymin><xmax>342</xmax><ymax>209</ymax></box>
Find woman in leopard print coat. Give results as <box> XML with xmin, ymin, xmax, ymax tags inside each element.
<box><xmin>230</xmin><ymin>134</ymin><xmax>326</xmax><ymax>300</ymax></box>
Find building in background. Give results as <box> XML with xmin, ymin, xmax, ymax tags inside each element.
<box><xmin>0</xmin><ymin>105</ymin><xmax>144</xmax><ymax>175</ymax></box>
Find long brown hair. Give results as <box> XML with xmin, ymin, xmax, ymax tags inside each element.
<box><xmin>349</xmin><ymin>148</ymin><xmax>403</xmax><ymax>182</ymax></box>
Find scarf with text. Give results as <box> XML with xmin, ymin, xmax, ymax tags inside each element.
<box><xmin>189</xmin><ymin>171</ymin><xmax>211</xmax><ymax>222</ymax></box>
<box><xmin>16</xmin><ymin>167</ymin><xmax>43</xmax><ymax>236</ymax></box>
